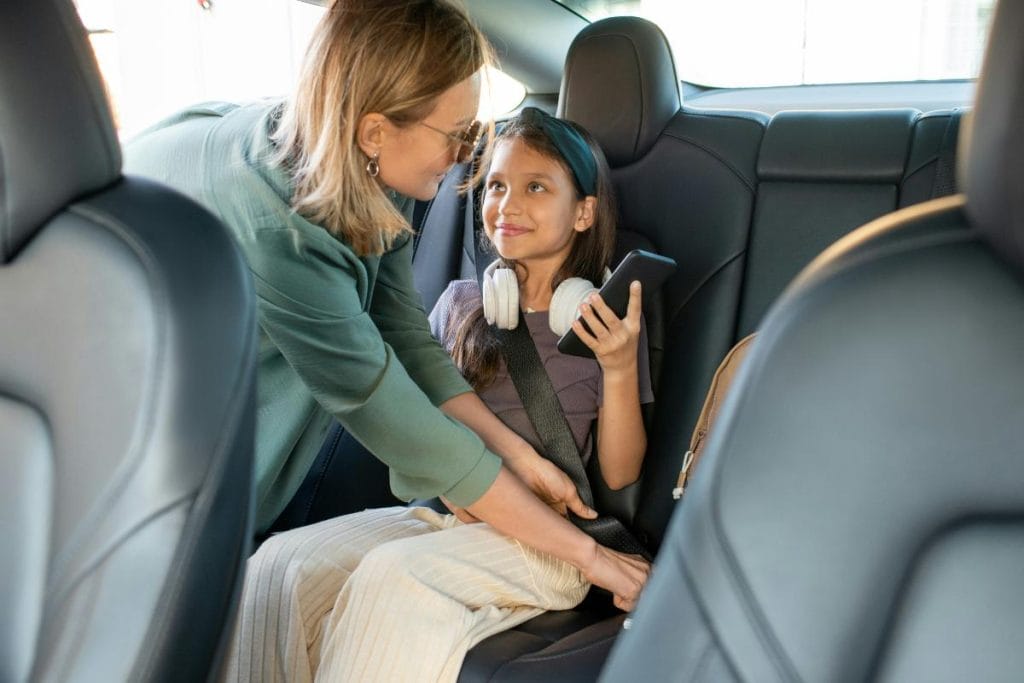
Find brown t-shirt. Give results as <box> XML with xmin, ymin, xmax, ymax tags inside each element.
<box><xmin>428</xmin><ymin>280</ymin><xmax>654</xmax><ymax>465</ymax></box>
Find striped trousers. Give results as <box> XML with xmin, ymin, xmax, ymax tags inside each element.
<box><xmin>222</xmin><ymin>506</ymin><xmax>589</xmax><ymax>683</ymax></box>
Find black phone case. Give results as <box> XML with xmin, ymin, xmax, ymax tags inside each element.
<box><xmin>557</xmin><ymin>249</ymin><xmax>677</xmax><ymax>359</ymax></box>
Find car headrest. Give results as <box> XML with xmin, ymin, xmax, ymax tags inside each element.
<box><xmin>0</xmin><ymin>0</ymin><xmax>121</xmax><ymax>263</ymax></box>
<box><xmin>558</xmin><ymin>16</ymin><xmax>680</xmax><ymax>168</ymax></box>
<box><xmin>962</xmin><ymin>0</ymin><xmax>1024</xmax><ymax>271</ymax></box>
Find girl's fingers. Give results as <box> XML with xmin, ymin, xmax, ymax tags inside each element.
<box><xmin>578</xmin><ymin>302</ymin><xmax>609</xmax><ymax>338</ymax></box>
<box><xmin>587</xmin><ymin>294</ymin><xmax>622</xmax><ymax>332</ymax></box>
<box><xmin>571</xmin><ymin>318</ymin><xmax>600</xmax><ymax>349</ymax></box>
<box><xmin>625</xmin><ymin>281</ymin><xmax>642</xmax><ymax>323</ymax></box>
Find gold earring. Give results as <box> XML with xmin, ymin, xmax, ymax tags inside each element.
<box><xmin>366</xmin><ymin>152</ymin><xmax>380</xmax><ymax>177</ymax></box>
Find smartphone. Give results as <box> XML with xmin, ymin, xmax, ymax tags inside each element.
<box><xmin>557</xmin><ymin>249</ymin><xmax>678</xmax><ymax>359</ymax></box>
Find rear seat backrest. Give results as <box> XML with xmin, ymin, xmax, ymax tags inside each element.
<box><xmin>559</xmin><ymin>16</ymin><xmax>768</xmax><ymax>548</ymax></box>
<box><xmin>737</xmin><ymin>109</ymin><xmax>918</xmax><ymax>335</ymax></box>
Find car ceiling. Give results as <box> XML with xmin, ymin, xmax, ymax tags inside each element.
<box><xmin>296</xmin><ymin>0</ymin><xmax>587</xmax><ymax>94</ymax></box>
<box><xmin>464</xmin><ymin>0</ymin><xmax>586</xmax><ymax>94</ymax></box>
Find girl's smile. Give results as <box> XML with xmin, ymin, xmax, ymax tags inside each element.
<box><xmin>495</xmin><ymin>221</ymin><xmax>530</xmax><ymax>237</ymax></box>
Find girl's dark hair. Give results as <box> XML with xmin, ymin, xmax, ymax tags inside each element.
<box><xmin>452</xmin><ymin>115</ymin><xmax>618</xmax><ymax>392</ymax></box>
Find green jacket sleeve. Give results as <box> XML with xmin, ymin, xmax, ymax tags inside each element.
<box><xmin>247</xmin><ymin>226</ymin><xmax>501</xmax><ymax>506</ymax></box>
<box><xmin>369</xmin><ymin>234</ymin><xmax>473</xmax><ymax>406</ymax></box>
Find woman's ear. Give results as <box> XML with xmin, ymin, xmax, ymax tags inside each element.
<box><xmin>356</xmin><ymin>113</ymin><xmax>388</xmax><ymax>158</ymax></box>
<box><xmin>573</xmin><ymin>196</ymin><xmax>597</xmax><ymax>232</ymax></box>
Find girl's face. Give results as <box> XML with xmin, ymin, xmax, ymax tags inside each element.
<box><xmin>376</xmin><ymin>72</ymin><xmax>481</xmax><ymax>201</ymax></box>
<box><xmin>482</xmin><ymin>137</ymin><xmax>595</xmax><ymax>270</ymax></box>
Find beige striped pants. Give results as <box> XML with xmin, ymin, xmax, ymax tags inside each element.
<box><xmin>221</xmin><ymin>506</ymin><xmax>589</xmax><ymax>683</ymax></box>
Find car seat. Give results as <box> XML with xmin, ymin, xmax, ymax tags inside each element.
<box><xmin>601</xmin><ymin>0</ymin><xmax>1024</xmax><ymax>680</ymax></box>
<box><xmin>0</xmin><ymin>1</ymin><xmax>257</xmax><ymax>680</ymax></box>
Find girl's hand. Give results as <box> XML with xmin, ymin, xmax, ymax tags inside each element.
<box><xmin>578</xmin><ymin>543</ymin><xmax>651</xmax><ymax>611</ymax></box>
<box><xmin>572</xmin><ymin>281</ymin><xmax>643</xmax><ymax>374</ymax></box>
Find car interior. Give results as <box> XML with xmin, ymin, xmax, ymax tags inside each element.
<box><xmin>2</xmin><ymin>0</ymin><xmax>1021</xmax><ymax>681</ymax></box>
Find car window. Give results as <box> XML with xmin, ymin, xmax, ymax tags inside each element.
<box><xmin>556</xmin><ymin>0</ymin><xmax>996</xmax><ymax>88</ymax></box>
<box><xmin>74</xmin><ymin>0</ymin><xmax>525</xmax><ymax>138</ymax></box>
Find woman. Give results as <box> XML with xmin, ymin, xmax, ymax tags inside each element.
<box><xmin>124</xmin><ymin>0</ymin><xmax>649</xmax><ymax>617</ymax></box>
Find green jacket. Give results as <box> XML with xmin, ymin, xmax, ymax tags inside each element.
<box><xmin>124</xmin><ymin>101</ymin><xmax>501</xmax><ymax>533</ymax></box>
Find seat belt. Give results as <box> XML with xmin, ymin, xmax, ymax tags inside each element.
<box><xmin>931</xmin><ymin>110</ymin><xmax>962</xmax><ymax>199</ymax></box>
<box><xmin>494</xmin><ymin>316</ymin><xmax>652</xmax><ymax>561</ymax></box>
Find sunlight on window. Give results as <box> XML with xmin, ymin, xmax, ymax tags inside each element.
<box><xmin>558</xmin><ymin>0</ymin><xmax>995</xmax><ymax>87</ymax></box>
<box><xmin>480</xmin><ymin>67</ymin><xmax>527</xmax><ymax>120</ymax></box>
<box><xmin>74</xmin><ymin>0</ymin><xmax>526</xmax><ymax>137</ymax></box>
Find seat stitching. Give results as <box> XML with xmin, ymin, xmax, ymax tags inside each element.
<box><xmin>661</xmin><ymin>131</ymin><xmax>758</xmax><ymax>192</ymax></box>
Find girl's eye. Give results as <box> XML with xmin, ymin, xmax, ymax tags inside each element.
<box><xmin>486</xmin><ymin>180</ymin><xmax>504</xmax><ymax>192</ymax></box>
<box><xmin>528</xmin><ymin>182</ymin><xmax>546</xmax><ymax>193</ymax></box>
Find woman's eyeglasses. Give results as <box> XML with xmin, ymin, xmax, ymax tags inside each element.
<box><xmin>419</xmin><ymin>120</ymin><xmax>483</xmax><ymax>164</ymax></box>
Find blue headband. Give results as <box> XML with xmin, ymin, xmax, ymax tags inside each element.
<box><xmin>516</xmin><ymin>107</ymin><xmax>598</xmax><ymax>197</ymax></box>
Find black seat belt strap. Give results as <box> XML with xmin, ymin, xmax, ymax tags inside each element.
<box><xmin>494</xmin><ymin>316</ymin><xmax>652</xmax><ymax>560</ymax></box>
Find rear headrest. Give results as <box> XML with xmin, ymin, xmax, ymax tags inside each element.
<box><xmin>962</xmin><ymin>0</ymin><xmax>1024</xmax><ymax>270</ymax></box>
<box><xmin>0</xmin><ymin>0</ymin><xmax>121</xmax><ymax>263</ymax></box>
<box><xmin>558</xmin><ymin>16</ymin><xmax>680</xmax><ymax>168</ymax></box>
<box><xmin>759</xmin><ymin>110</ymin><xmax>918</xmax><ymax>183</ymax></box>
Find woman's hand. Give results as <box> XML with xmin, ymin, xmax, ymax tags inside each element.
<box><xmin>577</xmin><ymin>543</ymin><xmax>651</xmax><ymax>611</ymax></box>
<box><xmin>504</xmin><ymin>450</ymin><xmax>598</xmax><ymax>520</ymax></box>
<box><xmin>439</xmin><ymin>393</ymin><xmax>596</xmax><ymax>519</ymax></box>
<box><xmin>572</xmin><ymin>281</ymin><xmax>643</xmax><ymax>374</ymax></box>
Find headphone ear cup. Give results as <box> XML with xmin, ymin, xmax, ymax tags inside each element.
<box><xmin>549</xmin><ymin>277</ymin><xmax>598</xmax><ymax>336</ymax></box>
<box><xmin>482</xmin><ymin>264</ymin><xmax>520</xmax><ymax>329</ymax></box>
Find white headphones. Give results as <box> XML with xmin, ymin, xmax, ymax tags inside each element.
<box><xmin>481</xmin><ymin>260</ymin><xmax>610</xmax><ymax>336</ymax></box>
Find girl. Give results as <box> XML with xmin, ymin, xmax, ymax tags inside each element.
<box><xmin>223</xmin><ymin>107</ymin><xmax>653</xmax><ymax>683</ymax></box>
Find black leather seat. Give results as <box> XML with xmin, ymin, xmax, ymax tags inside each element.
<box><xmin>602</xmin><ymin>0</ymin><xmax>1024</xmax><ymax>679</ymax></box>
<box><xmin>459</xmin><ymin>17</ymin><xmax>768</xmax><ymax>681</ymax></box>
<box><xmin>0</xmin><ymin>1</ymin><xmax>257</xmax><ymax>680</ymax></box>
<box><xmin>559</xmin><ymin>17</ymin><xmax>770</xmax><ymax>552</ymax></box>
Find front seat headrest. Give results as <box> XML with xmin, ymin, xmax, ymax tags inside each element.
<box><xmin>558</xmin><ymin>16</ymin><xmax>680</xmax><ymax>168</ymax></box>
<box><xmin>0</xmin><ymin>0</ymin><xmax>121</xmax><ymax>263</ymax></box>
<box><xmin>962</xmin><ymin>0</ymin><xmax>1024</xmax><ymax>270</ymax></box>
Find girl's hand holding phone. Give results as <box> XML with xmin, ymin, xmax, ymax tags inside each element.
<box><xmin>572</xmin><ymin>281</ymin><xmax>643</xmax><ymax>374</ymax></box>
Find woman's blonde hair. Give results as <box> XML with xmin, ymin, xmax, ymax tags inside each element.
<box><xmin>272</xmin><ymin>0</ymin><xmax>493</xmax><ymax>256</ymax></box>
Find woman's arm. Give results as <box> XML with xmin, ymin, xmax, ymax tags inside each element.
<box><xmin>440</xmin><ymin>392</ymin><xmax>597</xmax><ymax>519</ymax></box>
<box><xmin>572</xmin><ymin>281</ymin><xmax>647</xmax><ymax>490</ymax></box>
<box><xmin>466</xmin><ymin>467</ymin><xmax>650</xmax><ymax>611</ymax></box>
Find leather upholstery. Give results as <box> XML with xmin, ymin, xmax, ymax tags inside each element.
<box><xmin>558</xmin><ymin>16</ymin><xmax>681</xmax><ymax>167</ymax></box>
<box><xmin>603</xmin><ymin>0</ymin><xmax>1024</xmax><ymax>679</ymax></box>
<box><xmin>757</xmin><ymin>110</ymin><xmax>917</xmax><ymax>182</ymax></box>
<box><xmin>0</xmin><ymin>1</ymin><xmax>256</xmax><ymax>681</ymax></box>
<box><xmin>899</xmin><ymin>109</ymin><xmax>965</xmax><ymax>208</ymax></box>
<box><xmin>739</xmin><ymin>110</ymin><xmax>918</xmax><ymax>335</ymax></box>
<box><xmin>613</xmin><ymin>110</ymin><xmax>766</xmax><ymax>548</ymax></box>
<box><xmin>0</xmin><ymin>0</ymin><xmax>120</xmax><ymax>262</ymax></box>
